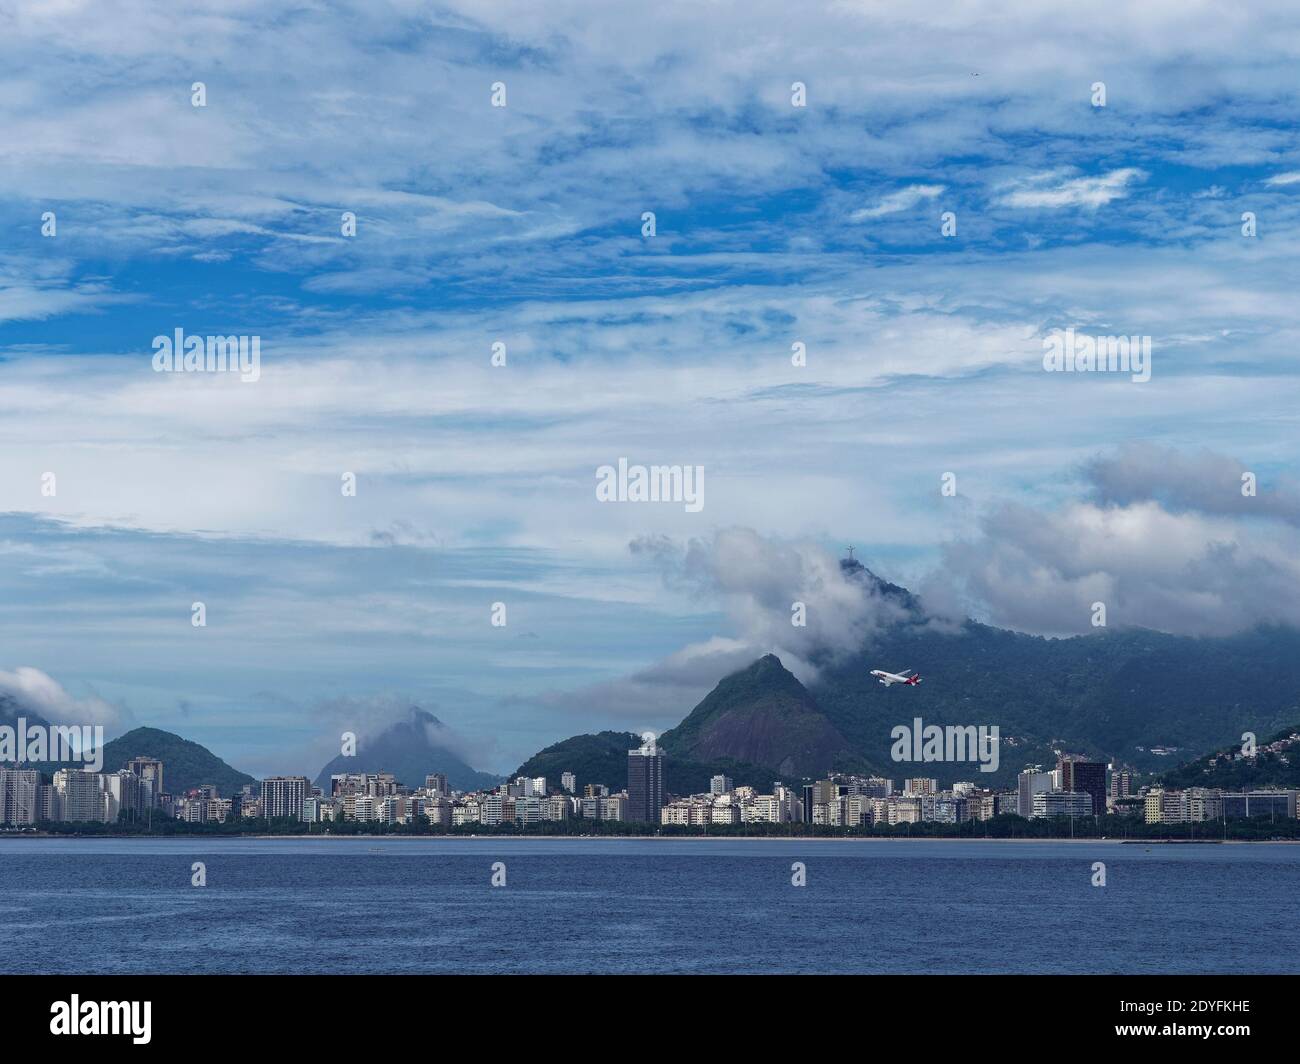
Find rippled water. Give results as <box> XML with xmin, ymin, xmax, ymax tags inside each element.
<box><xmin>1</xmin><ymin>837</ymin><xmax>1295</xmax><ymax>973</ymax></box>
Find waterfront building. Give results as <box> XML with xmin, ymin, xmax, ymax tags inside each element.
<box><xmin>1017</xmin><ymin>768</ymin><xmax>1054</xmax><ymax>818</ymax></box>
<box><xmin>1032</xmin><ymin>790</ymin><xmax>1092</xmax><ymax>819</ymax></box>
<box><xmin>627</xmin><ymin>734</ymin><xmax>664</xmax><ymax>824</ymax></box>
<box><xmin>1058</xmin><ymin>758</ymin><xmax>1106</xmax><ymax>816</ymax></box>
<box><xmin>53</xmin><ymin>768</ymin><xmax>105</xmax><ymax>823</ymax></box>
<box><xmin>261</xmin><ymin>776</ymin><xmax>311</xmax><ymax>820</ymax></box>
<box><xmin>125</xmin><ymin>757</ymin><xmax>164</xmax><ymax>807</ymax></box>
<box><xmin>0</xmin><ymin>767</ymin><xmax>40</xmax><ymax>825</ymax></box>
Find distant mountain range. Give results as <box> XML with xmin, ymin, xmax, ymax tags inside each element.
<box><xmin>516</xmin><ymin>561</ymin><xmax>1300</xmax><ymax>792</ymax></box>
<box><xmin>2</xmin><ymin>695</ymin><xmax>499</xmax><ymax>798</ymax></box>
<box><xmin>9</xmin><ymin>559</ymin><xmax>1300</xmax><ymax>801</ymax></box>
<box><xmin>314</xmin><ymin>707</ymin><xmax>500</xmax><ymax>792</ymax></box>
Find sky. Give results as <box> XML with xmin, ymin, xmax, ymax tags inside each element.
<box><xmin>1</xmin><ymin>1</ymin><xmax>1299</xmax><ymax>777</ymax></box>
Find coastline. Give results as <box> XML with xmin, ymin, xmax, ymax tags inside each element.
<box><xmin>2</xmin><ymin>832</ymin><xmax>1295</xmax><ymax>844</ymax></box>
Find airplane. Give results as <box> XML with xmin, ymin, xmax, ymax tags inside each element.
<box><xmin>870</xmin><ymin>668</ymin><xmax>922</xmax><ymax>687</ymax></box>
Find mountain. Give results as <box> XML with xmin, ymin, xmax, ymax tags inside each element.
<box><xmin>514</xmin><ymin>560</ymin><xmax>1300</xmax><ymax>792</ymax></box>
<box><xmin>658</xmin><ymin>654</ymin><xmax>857</xmax><ymax>779</ymax></box>
<box><xmin>1158</xmin><ymin>725</ymin><xmax>1300</xmax><ymax>791</ymax></box>
<box><xmin>811</xmin><ymin>618</ymin><xmax>1300</xmax><ymax>786</ymax></box>
<box><xmin>314</xmin><ymin>707</ymin><xmax>499</xmax><ymax>792</ymax></box>
<box><xmin>44</xmin><ymin>726</ymin><xmax>255</xmax><ymax>797</ymax></box>
<box><xmin>1</xmin><ymin>693</ymin><xmax>256</xmax><ymax>797</ymax></box>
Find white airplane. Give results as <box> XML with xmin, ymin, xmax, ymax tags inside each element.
<box><xmin>870</xmin><ymin>667</ymin><xmax>922</xmax><ymax>687</ymax></box>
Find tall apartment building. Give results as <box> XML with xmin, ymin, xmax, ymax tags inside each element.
<box><xmin>710</xmin><ymin>774</ymin><xmax>733</xmax><ymax>796</ymax></box>
<box><xmin>1144</xmin><ymin>788</ymin><xmax>1186</xmax><ymax>824</ymax></box>
<box><xmin>261</xmin><ymin>776</ymin><xmax>311</xmax><ymax>820</ymax></box>
<box><xmin>515</xmin><ymin>796</ymin><xmax>545</xmax><ymax>824</ymax></box>
<box><xmin>561</xmin><ymin>771</ymin><xmax>576</xmax><ymax>794</ymax></box>
<box><xmin>101</xmin><ymin>770</ymin><xmax>144</xmax><ymax>822</ymax></box>
<box><xmin>125</xmin><ymin>757</ymin><xmax>164</xmax><ymax>807</ymax></box>
<box><xmin>1017</xmin><ymin>768</ymin><xmax>1054</xmax><ymax>818</ymax></box>
<box><xmin>627</xmin><ymin>733</ymin><xmax>664</xmax><ymax>824</ymax></box>
<box><xmin>53</xmin><ymin>768</ymin><xmax>106</xmax><ymax>822</ymax></box>
<box><xmin>0</xmin><ymin>767</ymin><xmax>40</xmax><ymax>825</ymax></box>
<box><xmin>481</xmin><ymin>793</ymin><xmax>505</xmax><ymax>825</ymax></box>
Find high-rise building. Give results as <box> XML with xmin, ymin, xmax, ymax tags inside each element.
<box><xmin>261</xmin><ymin>776</ymin><xmax>311</xmax><ymax>820</ymax></box>
<box><xmin>710</xmin><ymin>774</ymin><xmax>733</xmax><ymax>796</ymax></box>
<box><xmin>1017</xmin><ymin>768</ymin><xmax>1053</xmax><ymax>818</ymax></box>
<box><xmin>424</xmin><ymin>773</ymin><xmax>448</xmax><ymax>797</ymax></box>
<box><xmin>561</xmin><ymin>771</ymin><xmax>576</xmax><ymax>794</ymax></box>
<box><xmin>126</xmin><ymin>757</ymin><xmax>164</xmax><ymax>806</ymax></box>
<box><xmin>0</xmin><ymin>767</ymin><xmax>40</xmax><ymax>825</ymax></box>
<box><xmin>53</xmin><ymin>769</ymin><xmax>105</xmax><ymax>822</ymax></box>
<box><xmin>1058</xmin><ymin>758</ymin><xmax>1106</xmax><ymax>816</ymax></box>
<box><xmin>481</xmin><ymin>793</ymin><xmax>505</xmax><ymax>825</ymax></box>
<box><xmin>101</xmin><ymin>770</ymin><xmax>144</xmax><ymax>822</ymax></box>
<box><xmin>1109</xmin><ymin>768</ymin><xmax>1134</xmax><ymax>798</ymax></box>
<box><xmin>627</xmin><ymin>733</ymin><xmax>664</xmax><ymax>824</ymax></box>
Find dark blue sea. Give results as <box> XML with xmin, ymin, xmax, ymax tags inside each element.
<box><xmin>2</xmin><ymin>838</ymin><xmax>1296</xmax><ymax>974</ymax></box>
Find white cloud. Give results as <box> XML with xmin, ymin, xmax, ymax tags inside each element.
<box><xmin>0</xmin><ymin>666</ymin><xmax>119</xmax><ymax>726</ymax></box>
<box><xmin>850</xmin><ymin>184</ymin><xmax>945</xmax><ymax>221</ymax></box>
<box><xmin>999</xmin><ymin>168</ymin><xmax>1146</xmax><ymax>209</ymax></box>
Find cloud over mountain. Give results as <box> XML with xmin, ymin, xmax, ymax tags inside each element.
<box><xmin>935</xmin><ymin>447</ymin><xmax>1300</xmax><ymax>636</ymax></box>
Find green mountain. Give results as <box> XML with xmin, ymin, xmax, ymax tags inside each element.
<box><xmin>811</xmin><ymin>620</ymin><xmax>1300</xmax><ymax>786</ymax></box>
<box><xmin>1158</xmin><ymin>725</ymin><xmax>1300</xmax><ymax>790</ymax></box>
<box><xmin>514</xmin><ymin>561</ymin><xmax>1300</xmax><ymax>792</ymax></box>
<box><xmin>658</xmin><ymin>654</ymin><xmax>858</xmax><ymax>779</ymax></box>
<box><xmin>315</xmin><ymin>707</ymin><xmax>499</xmax><ymax>792</ymax></box>
<box><xmin>2</xmin><ymin>695</ymin><xmax>256</xmax><ymax>797</ymax></box>
<box><xmin>44</xmin><ymin>726</ymin><xmax>256</xmax><ymax>797</ymax></box>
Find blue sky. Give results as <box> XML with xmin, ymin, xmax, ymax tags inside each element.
<box><xmin>2</xmin><ymin>1</ymin><xmax>1299</xmax><ymax>776</ymax></box>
